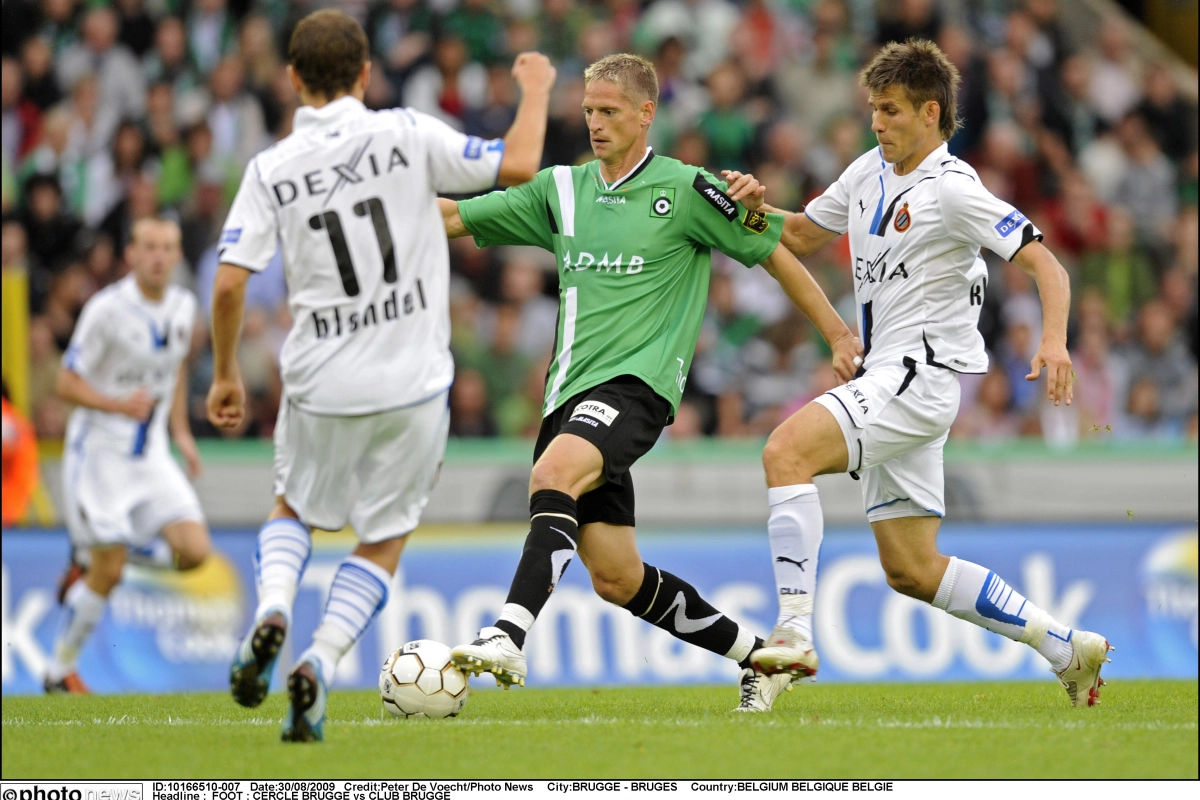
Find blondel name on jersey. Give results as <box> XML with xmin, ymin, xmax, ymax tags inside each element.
<box><xmin>270</xmin><ymin>141</ymin><xmax>409</xmax><ymax>207</ymax></box>
<box><xmin>311</xmin><ymin>284</ymin><xmax>427</xmax><ymax>339</ymax></box>
<box><xmin>561</xmin><ymin>251</ymin><xmax>645</xmax><ymax>274</ymax></box>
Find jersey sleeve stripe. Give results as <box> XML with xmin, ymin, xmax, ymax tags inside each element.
<box><xmin>1008</xmin><ymin>223</ymin><xmax>1043</xmax><ymax>261</ymax></box>
<box><xmin>552</xmin><ymin>166</ymin><xmax>576</xmax><ymax>237</ymax></box>
<box><xmin>803</xmin><ymin>208</ymin><xmax>844</xmax><ymax>235</ymax></box>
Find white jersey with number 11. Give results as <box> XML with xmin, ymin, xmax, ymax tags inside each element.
<box><xmin>219</xmin><ymin>96</ymin><xmax>505</xmax><ymax>415</ymax></box>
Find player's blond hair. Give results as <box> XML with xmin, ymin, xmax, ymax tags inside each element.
<box><xmin>860</xmin><ymin>39</ymin><xmax>962</xmax><ymax>141</ymax></box>
<box><xmin>583</xmin><ymin>53</ymin><xmax>659</xmax><ymax>105</ymax></box>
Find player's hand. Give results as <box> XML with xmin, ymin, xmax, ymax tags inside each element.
<box><xmin>176</xmin><ymin>435</ymin><xmax>203</xmax><ymax>480</ymax></box>
<box><xmin>511</xmin><ymin>52</ymin><xmax>556</xmax><ymax>95</ymax></box>
<box><xmin>830</xmin><ymin>333</ymin><xmax>864</xmax><ymax>385</ymax></box>
<box><xmin>1027</xmin><ymin>339</ymin><xmax>1073</xmax><ymax>407</ymax></box>
<box><xmin>721</xmin><ymin>170</ymin><xmax>766</xmax><ymax>211</ymax></box>
<box><xmin>207</xmin><ymin>376</ymin><xmax>246</xmax><ymax>430</ymax></box>
<box><xmin>120</xmin><ymin>388</ymin><xmax>155</xmax><ymax>421</ymax></box>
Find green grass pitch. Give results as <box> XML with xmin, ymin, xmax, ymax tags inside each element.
<box><xmin>3</xmin><ymin>680</ymin><xmax>1196</xmax><ymax>779</ymax></box>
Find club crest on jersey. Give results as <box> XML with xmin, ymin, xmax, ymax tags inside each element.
<box><xmin>742</xmin><ymin>209</ymin><xmax>769</xmax><ymax>234</ymax></box>
<box><xmin>650</xmin><ymin>188</ymin><xmax>675</xmax><ymax>218</ymax></box>
<box><xmin>893</xmin><ymin>202</ymin><xmax>912</xmax><ymax>233</ymax></box>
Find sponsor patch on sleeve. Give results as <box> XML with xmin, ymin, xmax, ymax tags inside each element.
<box><xmin>220</xmin><ymin>228</ymin><xmax>242</xmax><ymax>244</ymax></box>
<box><xmin>569</xmin><ymin>400</ymin><xmax>620</xmax><ymax>427</ymax></box>
<box><xmin>463</xmin><ymin>136</ymin><xmax>484</xmax><ymax>159</ymax></box>
<box><xmin>993</xmin><ymin>209</ymin><xmax>1027</xmax><ymax>238</ymax></box>
<box><xmin>741</xmin><ymin>209</ymin><xmax>769</xmax><ymax>234</ymax></box>
<box><xmin>692</xmin><ymin>174</ymin><xmax>738</xmax><ymax>221</ymax></box>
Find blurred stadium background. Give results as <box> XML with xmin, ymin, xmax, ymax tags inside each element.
<box><xmin>1</xmin><ymin>0</ymin><xmax>1196</xmax><ymax>696</ymax></box>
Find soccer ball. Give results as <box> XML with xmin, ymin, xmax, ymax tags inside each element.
<box><xmin>379</xmin><ymin>639</ymin><xmax>469</xmax><ymax>719</ymax></box>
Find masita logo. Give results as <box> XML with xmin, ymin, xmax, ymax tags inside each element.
<box><xmin>596</xmin><ymin>195</ymin><xmax>626</xmax><ymax>204</ymax></box>
<box><xmin>692</xmin><ymin>174</ymin><xmax>737</xmax><ymax>220</ymax></box>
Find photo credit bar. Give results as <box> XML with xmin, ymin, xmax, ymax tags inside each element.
<box><xmin>3</xmin><ymin>782</ymin><xmax>1198</xmax><ymax>800</ymax></box>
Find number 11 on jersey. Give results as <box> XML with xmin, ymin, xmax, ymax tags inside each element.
<box><xmin>308</xmin><ymin>196</ymin><xmax>397</xmax><ymax>297</ymax></box>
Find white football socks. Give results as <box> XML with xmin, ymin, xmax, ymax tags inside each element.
<box><xmin>48</xmin><ymin>581</ymin><xmax>107</xmax><ymax>681</ymax></box>
<box><xmin>766</xmin><ymin>484</ymin><xmax>822</xmax><ymax>642</ymax></box>
<box><xmin>253</xmin><ymin>517</ymin><xmax>311</xmax><ymax>622</ymax></box>
<box><xmin>933</xmin><ymin>556</ymin><xmax>1074</xmax><ymax>672</ymax></box>
<box><xmin>301</xmin><ymin>555</ymin><xmax>391</xmax><ymax>681</ymax></box>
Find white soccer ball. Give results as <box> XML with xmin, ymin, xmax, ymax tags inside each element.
<box><xmin>379</xmin><ymin>639</ymin><xmax>469</xmax><ymax>719</ymax></box>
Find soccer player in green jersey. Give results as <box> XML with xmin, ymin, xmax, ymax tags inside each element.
<box><xmin>441</xmin><ymin>54</ymin><xmax>863</xmax><ymax>711</ymax></box>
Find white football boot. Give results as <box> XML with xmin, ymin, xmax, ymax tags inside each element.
<box><xmin>451</xmin><ymin>626</ymin><xmax>527</xmax><ymax>689</ymax></box>
<box><xmin>1055</xmin><ymin>630</ymin><xmax>1114</xmax><ymax>707</ymax></box>
<box><xmin>750</xmin><ymin>622</ymin><xmax>819</xmax><ymax>682</ymax></box>
<box><xmin>733</xmin><ymin>668</ymin><xmax>793</xmax><ymax>712</ymax></box>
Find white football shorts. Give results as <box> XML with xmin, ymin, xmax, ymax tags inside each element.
<box><xmin>273</xmin><ymin>390</ymin><xmax>450</xmax><ymax>543</ymax></box>
<box><xmin>62</xmin><ymin>446</ymin><xmax>205</xmax><ymax>549</ymax></box>
<box><xmin>814</xmin><ymin>361</ymin><xmax>961</xmax><ymax>522</ymax></box>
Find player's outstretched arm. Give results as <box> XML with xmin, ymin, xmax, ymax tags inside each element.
<box><xmin>1013</xmin><ymin>240</ymin><xmax>1073</xmax><ymax>407</ymax></box>
<box><xmin>207</xmin><ymin>264</ymin><xmax>251</xmax><ymax>429</ymax></box>
<box><xmin>761</xmin><ymin>243</ymin><xmax>862</xmax><ymax>383</ymax></box>
<box><xmin>171</xmin><ymin>359</ymin><xmax>201</xmax><ymax>478</ymax></box>
<box><xmin>56</xmin><ymin>368</ymin><xmax>154</xmax><ymax>420</ymax></box>
<box><xmin>438</xmin><ymin>197</ymin><xmax>469</xmax><ymax>239</ymax></box>
<box><xmin>496</xmin><ymin>52</ymin><xmax>556</xmax><ymax>186</ymax></box>
<box><xmin>721</xmin><ymin>170</ymin><xmax>840</xmax><ymax>258</ymax></box>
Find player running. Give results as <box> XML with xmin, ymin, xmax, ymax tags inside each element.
<box><xmin>441</xmin><ymin>54</ymin><xmax>861</xmax><ymax>712</ymax></box>
<box><xmin>48</xmin><ymin>216</ymin><xmax>210</xmax><ymax>694</ymax></box>
<box><xmin>207</xmin><ymin>10</ymin><xmax>555</xmax><ymax>742</ymax></box>
<box><xmin>729</xmin><ymin>39</ymin><xmax>1112</xmax><ymax>707</ymax></box>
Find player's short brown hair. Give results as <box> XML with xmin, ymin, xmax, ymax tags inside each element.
<box><xmin>860</xmin><ymin>39</ymin><xmax>961</xmax><ymax>141</ymax></box>
<box><xmin>584</xmin><ymin>53</ymin><xmax>659</xmax><ymax>105</ymax></box>
<box><xmin>288</xmin><ymin>9</ymin><xmax>368</xmax><ymax>101</ymax></box>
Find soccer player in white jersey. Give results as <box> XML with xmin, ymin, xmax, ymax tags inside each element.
<box><xmin>207</xmin><ymin>9</ymin><xmax>555</xmax><ymax>741</ymax></box>
<box><xmin>727</xmin><ymin>40</ymin><xmax>1112</xmax><ymax>707</ymax></box>
<box><xmin>48</xmin><ymin>217</ymin><xmax>210</xmax><ymax>694</ymax></box>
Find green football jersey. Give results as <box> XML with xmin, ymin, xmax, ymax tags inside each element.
<box><xmin>458</xmin><ymin>151</ymin><xmax>784</xmax><ymax>416</ymax></box>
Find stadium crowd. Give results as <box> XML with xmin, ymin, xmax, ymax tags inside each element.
<box><xmin>1</xmin><ymin>0</ymin><xmax>1196</xmax><ymax>445</ymax></box>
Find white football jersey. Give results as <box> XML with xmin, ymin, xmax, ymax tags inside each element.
<box><xmin>805</xmin><ymin>142</ymin><xmax>1042</xmax><ymax>375</ymax></box>
<box><xmin>219</xmin><ymin>96</ymin><xmax>505</xmax><ymax>415</ymax></box>
<box><xmin>64</xmin><ymin>275</ymin><xmax>196</xmax><ymax>458</ymax></box>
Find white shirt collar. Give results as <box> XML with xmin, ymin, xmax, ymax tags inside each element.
<box><xmin>906</xmin><ymin>142</ymin><xmax>950</xmax><ymax>176</ymax></box>
<box><xmin>600</xmin><ymin>147</ymin><xmax>653</xmax><ymax>192</ymax></box>
<box><xmin>293</xmin><ymin>95</ymin><xmax>368</xmax><ymax>132</ymax></box>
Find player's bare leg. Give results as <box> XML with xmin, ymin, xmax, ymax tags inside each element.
<box><xmin>46</xmin><ymin>544</ymin><xmax>127</xmax><ymax>694</ymax></box>
<box><xmin>161</xmin><ymin>519</ymin><xmax>211</xmax><ymax>570</ymax></box>
<box><xmin>751</xmin><ymin>401</ymin><xmax>846</xmax><ymax>680</ymax></box>
<box><xmin>874</xmin><ymin>517</ymin><xmax>1112</xmax><ymax>706</ymax></box>
<box><xmin>230</xmin><ymin>498</ymin><xmax>308</xmax><ymax>708</ymax></box>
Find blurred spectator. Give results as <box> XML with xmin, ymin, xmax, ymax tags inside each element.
<box><xmin>403</xmin><ymin>36</ymin><xmax>486</xmax><ymax>130</ymax></box>
<box><xmin>462</xmin><ymin>64</ymin><xmax>517</xmax><ymax>140</ymax></box>
<box><xmin>17</xmin><ymin>172</ymin><xmax>81</xmax><ymax>276</ymax></box>
<box><xmin>953</xmin><ymin>366</ymin><xmax>1020</xmax><ymax>441</ymax></box>
<box><xmin>538</xmin><ymin>75</ymin><xmax>590</xmax><ymax>165</ymax></box>
<box><xmin>205</xmin><ymin>56</ymin><xmax>267</xmax><ymax>171</ymax></box>
<box><xmin>1079</xmin><ymin>207</ymin><xmax>1157</xmax><ymax>332</ymax></box>
<box><xmin>634</xmin><ymin>0</ymin><xmax>740</xmax><ymax>81</ymax></box>
<box><xmin>365</xmin><ymin>0</ymin><xmax>432</xmax><ymax>83</ymax></box>
<box><xmin>57</xmin><ymin>6</ymin><xmax>145</xmax><ymax>126</ymax></box>
<box><xmin>1041</xmin><ymin>53</ymin><xmax>1101</xmax><ymax>159</ymax></box>
<box><xmin>441</xmin><ymin>0</ymin><xmax>506</xmax><ymax>66</ymax></box>
<box><xmin>20</xmin><ymin>37</ymin><xmax>63</xmax><ymax>111</ymax></box>
<box><xmin>877</xmin><ymin>0</ymin><xmax>940</xmax><ymax>46</ymax></box>
<box><xmin>449</xmin><ymin>368</ymin><xmax>498</xmax><ymax>437</ymax></box>
<box><xmin>1044</xmin><ymin>170</ymin><xmax>1107</xmax><ymax>261</ymax></box>
<box><xmin>719</xmin><ymin>314</ymin><xmax>819</xmax><ymax>435</ymax></box>
<box><xmin>3</xmin><ymin>56</ymin><xmax>41</xmax><ymax>164</ymax></box>
<box><xmin>1089</xmin><ymin>16</ymin><xmax>1142</xmax><ymax>128</ymax></box>
<box><xmin>83</xmin><ymin>119</ymin><xmax>153</xmax><ymax>227</ymax></box>
<box><xmin>1136</xmin><ymin>63</ymin><xmax>1198</xmax><ymax>164</ymax></box>
<box><xmin>1114</xmin><ymin>112</ymin><xmax>1178</xmax><ymax>243</ymax></box>
<box><xmin>1124</xmin><ymin>301</ymin><xmax>1198</xmax><ymax>430</ymax></box>
<box><xmin>115</xmin><ymin>0</ymin><xmax>155</xmax><ymax>58</ymax></box>
<box><xmin>98</xmin><ymin>171</ymin><xmax>159</xmax><ymax>250</ymax></box>
<box><xmin>143</xmin><ymin>16</ymin><xmax>202</xmax><ymax>107</ymax></box>
<box><xmin>775</xmin><ymin>29</ymin><xmax>857</xmax><ymax>139</ymax></box>
<box><xmin>186</xmin><ymin>0</ymin><xmax>237</xmax><ymax>77</ymax></box>
<box><xmin>482</xmin><ymin>249</ymin><xmax>558</xmax><ymax>359</ymax></box>
<box><xmin>537</xmin><ymin>0</ymin><xmax>589</xmax><ymax>66</ymax></box>
<box><xmin>697</xmin><ymin>61</ymin><xmax>754</xmax><ymax>173</ymax></box>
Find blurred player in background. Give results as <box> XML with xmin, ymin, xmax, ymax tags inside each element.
<box><xmin>729</xmin><ymin>40</ymin><xmax>1113</xmax><ymax>707</ymax></box>
<box><xmin>48</xmin><ymin>216</ymin><xmax>209</xmax><ymax>694</ymax></box>
<box><xmin>207</xmin><ymin>9</ymin><xmax>554</xmax><ymax>742</ymax></box>
<box><xmin>2</xmin><ymin>382</ymin><xmax>39</xmax><ymax>527</ymax></box>
<box><xmin>442</xmin><ymin>54</ymin><xmax>860</xmax><ymax>712</ymax></box>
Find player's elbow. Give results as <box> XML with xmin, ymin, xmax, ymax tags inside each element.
<box><xmin>55</xmin><ymin>367</ymin><xmax>78</xmax><ymax>402</ymax></box>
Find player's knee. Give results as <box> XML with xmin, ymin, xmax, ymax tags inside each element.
<box><xmin>529</xmin><ymin>459</ymin><xmax>571</xmax><ymax>495</ymax></box>
<box><xmin>89</xmin><ymin>558</ymin><xmax>125</xmax><ymax>593</ymax></box>
<box><xmin>763</xmin><ymin>429</ymin><xmax>811</xmax><ymax>484</ymax></box>
<box><xmin>882</xmin><ymin>562</ymin><xmax>939</xmax><ymax>600</ymax></box>
<box><xmin>174</xmin><ymin>540</ymin><xmax>210</xmax><ymax>571</ymax></box>
<box><xmin>589</xmin><ymin>565</ymin><xmax>639</xmax><ymax>606</ymax></box>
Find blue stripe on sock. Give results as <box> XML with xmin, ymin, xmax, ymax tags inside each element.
<box><xmin>341</xmin><ymin>562</ymin><xmax>388</xmax><ymax>596</ymax></box>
